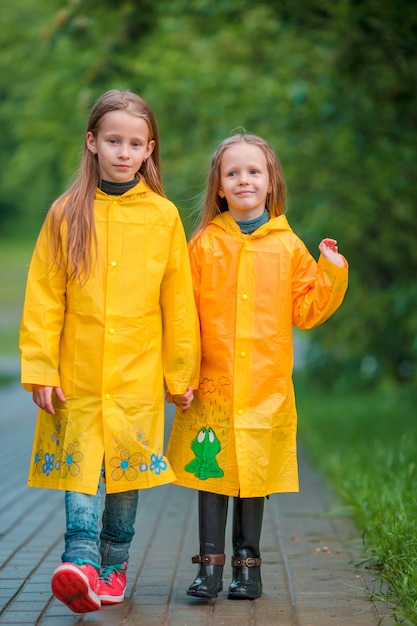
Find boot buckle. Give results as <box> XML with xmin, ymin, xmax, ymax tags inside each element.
<box><xmin>231</xmin><ymin>556</ymin><xmax>262</xmax><ymax>567</ymax></box>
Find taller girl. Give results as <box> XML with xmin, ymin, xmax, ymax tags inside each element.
<box><xmin>167</xmin><ymin>133</ymin><xmax>348</xmax><ymax>601</ymax></box>
<box><xmin>20</xmin><ymin>90</ymin><xmax>200</xmax><ymax>613</ymax></box>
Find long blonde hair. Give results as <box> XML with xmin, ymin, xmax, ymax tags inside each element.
<box><xmin>193</xmin><ymin>133</ymin><xmax>287</xmax><ymax>240</ymax></box>
<box><xmin>47</xmin><ymin>89</ymin><xmax>164</xmax><ymax>281</ymax></box>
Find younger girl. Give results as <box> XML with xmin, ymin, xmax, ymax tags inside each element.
<box><xmin>20</xmin><ymin>89</ymin><xmax>200</xmax><ymax>613</ymax></box>
<box><xmin>167</xmin><ymin>133</ymin><xmax>348</xmax><ymax>601</ymax></box>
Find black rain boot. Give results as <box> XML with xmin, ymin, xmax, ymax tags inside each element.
<box><xmin>228</xmin><ymin>496</ymin><xmax>264</xmax><ymax>600</ymax></box>
<box><xmin>187</xmin><ymin>491</ymin><xmax>228</xmax><ymax>599</ymax></box>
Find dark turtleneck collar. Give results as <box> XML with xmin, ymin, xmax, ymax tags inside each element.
<box><xmin>99</xmin><ymin>176</ymin><xmax>139</xmax><ymax>196</ymax></box>
<box><xmin>235</xmin><ymin>208</ymin><xmax>270</xmax><ymax>234</ymax></box>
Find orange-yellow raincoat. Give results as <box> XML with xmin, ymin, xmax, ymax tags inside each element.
<box><xmin>20</xmin><ymin>181</ymin><xmax>200</xmax><ymax>495</ymax></box>
<box><xmin>167</xmin><ymin>212</ymin><xmax>348</xmax><ymax>497</ymax></box>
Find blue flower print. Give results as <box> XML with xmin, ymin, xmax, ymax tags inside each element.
<box><xmin>42</xmin><ymin>453</ymin><xmax>55</xmax><ymax>476</ymax></box>
<box><xmin>150</xmin><ymin>453</ymin><xmax>167</xmax><ymax>475</ymax></box>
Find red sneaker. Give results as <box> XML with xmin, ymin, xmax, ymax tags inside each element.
<box><xmin>98</xmin><ymin>562</ymin><xmax>128</xmax><ymax>604</ymax></box>
<box><xmin>51</xmin><ymin>561</ymin><xmax>101</xmax><ymax>613</ymax></box>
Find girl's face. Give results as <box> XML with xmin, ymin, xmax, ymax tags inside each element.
<box><xmin>86</xmin><ymin>110</ymin><xmax>155</xmax><ymax>183</ymax></box>
<box><xmin>218</xmin><ymin>143</ymin><xmax>271</xmax><ymax>221</ymax></box>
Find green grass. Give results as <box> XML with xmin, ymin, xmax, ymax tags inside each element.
<box><xmin>296</xmin><ymin>373</ymin><xmax>417</xmax><ymax>624</ymax></box>
<box><xmin>0</xmin><ymin>238</ymin><xmax>34</xmax><ymax>356</ymax></box>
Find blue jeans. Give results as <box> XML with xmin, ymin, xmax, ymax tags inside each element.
<box><xmin>63</xmin><ymin>488</ymin><xmax>139</xmax><ymax>568</ymax></box>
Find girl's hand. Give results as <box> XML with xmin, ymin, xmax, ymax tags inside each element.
<box><xmin>318</xmin><ymin>238</ymin><xmax>346</xmax><ymax>268</ymax></box>
<box><xmin>32</xmin><ymin>385</ymin><xmax>66</xmax><ymax>416</ymax></box>
<box><xmin>166</xmin><ymin>386</ymin><xmax>194</xmax><ymax>413</ymax></box>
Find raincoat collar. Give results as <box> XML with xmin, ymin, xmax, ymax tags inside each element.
<box><xmin>211</xmin><ymin>211</ymin><xmax>292</xmax><ymax>239</ymax></box>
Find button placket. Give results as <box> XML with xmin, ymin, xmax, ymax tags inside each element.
<box><xmin>102</xmin><ymin>199</ymin><xmax>121</xmax><ymax>403</ymax></box>
<box><xmin>234</xmin><ymin>241</ymin><xmax>254</xmax><ymax>421</ymax></box>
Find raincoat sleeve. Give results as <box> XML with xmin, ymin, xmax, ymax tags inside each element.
<box><xmin>291</xmin><ymin>237</ymin><xmax>348</xmax><ymax>329</ymax></box>
<box><xmin>188</xmin><ymin>236</ymin><xmax>202</xmax><ymax>314</ymax></box>
<box><xmin>19</xmin><ymin>219</ymin><xmax>67</xmax><ymax>391</ymax></box>
<box><xmin>160</xmin><ymin>215</ymin><xmax>201</xmax><ymax>395</ymax></box>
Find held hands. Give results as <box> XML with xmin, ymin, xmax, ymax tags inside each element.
<box><xmin>34</xmin><ymin>383</ymin><xmax>195</xmax><ymax>415</ymax></box>
<box><xmin>166</xmin><ymin>385</ymin><xmax>194</xmax><ymax>413</ymax></box>
<box><xmin>32</xmin><ymin>385</ymin><xmax>66</xmax><ymax>416</ymax></box>
<box><xmin>318</xmin><ymin>238</ymin><xmax>346</xmax><ymax>268</ymax></box>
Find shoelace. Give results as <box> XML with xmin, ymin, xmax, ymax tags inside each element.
<box><xmin>100</xmin><ymin>563</ymin><xmax>125</xmax><ymax>585</ymax></box>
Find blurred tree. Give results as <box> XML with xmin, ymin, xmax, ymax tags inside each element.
<box><xmin>0</xmin><ymin>0</ymin><xmax>164</xmax><ymax>236</ymax></box>
<box><xmin>0</xmin><ymin>0</ymin><xmax>415</xmax><ymax>386</ymax></box>
<box><xmin>269</xmin><ymin>0</ymin><xmax>417</xmax><ymax>386</ymax></box>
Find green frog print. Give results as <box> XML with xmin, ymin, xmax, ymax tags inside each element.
<box><xmin>184</xmin><ymin>426</ymin><xmax>224</xmax><ymax>480</ymax></box>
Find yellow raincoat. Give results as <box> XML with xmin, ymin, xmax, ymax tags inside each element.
<box><xmin>167</xmin><ymin>212</ymin><xmax>348</xmax><ymax>497</ymax></box>
<box><xmin>20</xmin><ymin>181</ymin><xmax>200</xmax><ymax>495</ymax></box>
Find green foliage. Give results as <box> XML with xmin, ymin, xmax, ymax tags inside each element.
<box><xmin>0</xmin><ymin>239</ymin><xmax>32</xmax><ymax>356</ymax></box>
<box><xmin>296</xmin><ymin>373</ymin><xmax>417</xmax><ymax>622</ymax></box>
<box><xmin>0</xmin><ymin>0</ymin><xmax>416</xmax><ymax>384</ymax></box>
